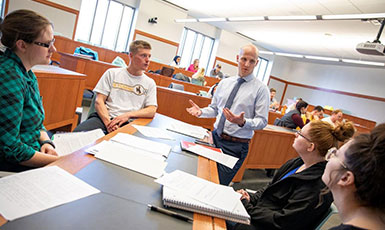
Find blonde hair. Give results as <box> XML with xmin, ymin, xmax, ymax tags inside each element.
<box><xmin>129</xmin><ymin>40</ymin><xmax>151</xmax><ymax>54</ymax></box>
<box><xmin>192</xmin><ymin>68</ymin><xmax>205</xmax><ymax>81</ymax></box>
<box><xmin>308</xmin><ymin>120</ymin><xmax>355</xmax><ymax>156</ymax></box>
<box><xmin>332</xmin><ymin>109</ymin><xmax>343</xmax><ymax>115</ymax></box>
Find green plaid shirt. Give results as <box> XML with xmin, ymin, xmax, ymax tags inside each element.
<box><xmin>0</xmin><ymin>49</ymin><xmax>45</xmax><ymax>166</ymax></box>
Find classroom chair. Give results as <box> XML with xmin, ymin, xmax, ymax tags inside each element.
<box><xmin>315</xmin><ymin>203</ymin><xmax>338</xmax><ymax>230</ymax></box>
<box><xmin>168</xmin><ymin>83</ymin><xmax>184</xmax><ymax>91</ymax></box>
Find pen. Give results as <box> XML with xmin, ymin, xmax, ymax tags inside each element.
<box><xmin>147</xmin><ymin>204</ymin><xmax>193</xmax><ymax>223</ymax></box>
<box><xmin>194</xmin><ymin>140</ymin><xmax>214</xmax><ymax>147</ymax></box>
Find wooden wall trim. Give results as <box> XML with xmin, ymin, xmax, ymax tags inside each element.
<box><xmin>4</xmin><ymin>0</ymin><xmax>9</xmax><ymax>15</ymax></box>
<box><xmin>214</xmin><ymin>56</ymin><xmax>237</xmax><ymax>68</ymax></box>
<box><xmin>269</xmin><ymin>75</ymin><xmax>385</xmax><ymax>103</ymax></box>
<box><xmin>32</xmin><ymin>0</ymin><xmax>79</xmax><ymax>40</ymax></box>
<box><xmin>133</xmin><ymin>29</ymin><xmax>179</xmax><ymax>47</ymax></box>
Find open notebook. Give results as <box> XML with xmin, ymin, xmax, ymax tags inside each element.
<box><xmin>162</xmin><ymin>186</ymin><xmax>250</xmax><ymax>225</ymax></box>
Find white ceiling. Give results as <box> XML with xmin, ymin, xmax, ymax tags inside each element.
<box><xmin>166</xmin><ymin>0</ymin><xmax>385</xmax><ymax>63</ymax></box>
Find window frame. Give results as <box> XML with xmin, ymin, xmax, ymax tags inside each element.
<box><xmin>75</xmin><ymin>0</ymin><xmax>135</xmax><ymax>51</ymax></box>
<box><xmin>178</xmin><ymin>27</ymin><xmax>215</xmax><ymax>74</ymax></box>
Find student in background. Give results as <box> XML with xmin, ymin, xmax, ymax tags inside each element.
<box><xmin>322</xmin><ymin>109</ymin><xmax>343</xmax><ymax>128</ymax></box>
<box><xmin>269</xmin><ymin>88</ymin><xmax>279</xmax><ymax>111</ymax></box>
<box><xmin>285</xmin><ymin>97</ymin><xmax>302</xmax><ymax>114</ymax></box>
<box><xmin>231</xmin><ymin>120</ymin><xmax>355</xmax><ymax>230</ymax></box>
<box><xmin>191</xmin><ymin>67</ymin><xmax>206</xmax><ymax>86</ymax></box>
<box><xmin>74</xmin><ymin>40</ymin><xmax>157</xmax><ymax>134</ymax></box>
<box><xmin>210</xmin><ymin>63</ymin><xmax>224</xmax><ymax>79</ymax></box>
<box><xmin>169</xmin><ymin>55</ymin><xmax>180</xmax><ymax>67</ymax></box>
<box><xmin>323</xmin><ymin>123</ymin><xmax>385</xmax><ymax>230</ymax></box>
<box><xmin>0</xmin><ymin>10</ymin><xmax>59</xmax><ymax>171</ymax></box>
<box><xmin>187</xmin><ymin>44</ymin><xmax>269</xmax><ymax>185</ymax></box>
<box><xmin>306</xmin><ymin>105</ymin><xmax>324</xmax><ymax>121</ymax></box>
<box><xmin>274</xmin><ymin>100</ymin><xmax>309</xmax><ymax>129</ymax></box>
<box><xmin>187</xmin><ymin>58</ymin><xmax>199</xmax><ymax>73</ymax></box>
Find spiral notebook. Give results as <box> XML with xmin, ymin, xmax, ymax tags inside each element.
<box><xmin>162</xmin><ymin>186</ymin><xmax>250</xmax><ymax>224</ymax></box>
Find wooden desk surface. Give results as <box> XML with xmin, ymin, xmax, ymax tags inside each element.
<box><xmin>0</xmin><ymin>114</ymin><xmax>224</xmax><ymax>230</ymax></box>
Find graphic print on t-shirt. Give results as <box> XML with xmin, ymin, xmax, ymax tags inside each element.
<box><xmin>112</xmin><ymin>82</ymin><xmax>146</xmax><ymax>96</ymax></box>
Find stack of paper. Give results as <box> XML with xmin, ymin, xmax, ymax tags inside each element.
<box><xmin>167</xmin><ymin>120</ymin><xmax>208</xmax><ymax>139</ymax></box>
<box><xmin>0</xmin><ymin>166</ymin><xmax>100</xmax><ymax>221</ymax></box>
<box><xmin>86</xmin><ymin>133</ymin><xmax>172</xmax><ymax>178</ymax></box>
<box><xmin>132</xmin><ymin>125</ymin><xmax>174</xmax><ymax>140</ymax></box>
<box><xmin>53</xmin><ymin>129</ymin><xmax>105</xmax><ymax>156</ymax></box>
<box><xmin>155</xmin><ymin>170</ymin><xmax>250</xmax><ymax>224</ymax></box>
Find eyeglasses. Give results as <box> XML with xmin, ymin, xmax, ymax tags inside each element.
<box><xmin>33</xmin><ymin>38</ymin><xmax>55</xmax><ymax>48</ymax></box>
<box><xmin>325</xmin><ymin>147</ymin><xmax>348</xmax><ymax>169</ymax></box>
<box><xmin>296</xmin><ymin>130</ymin><xmax>312</xmax><ymax>142</ymax></box>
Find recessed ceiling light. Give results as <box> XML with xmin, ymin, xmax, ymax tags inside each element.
<box><xmin>198</xmin><ymin>18</ymin><xmax>227</xmax><ymax>22</ymax></box>
<box><xmin>322</xmin><ymin>13</ymin><xmax>385</xmax><ymax>20</ymax></box>
<box><xmin>267</xmin><ymin>15</ymin><xmax>317</xmax><ymax>20</ymax></box>
<box><xmin>341</xmin><ymin>59</ymin><xmax>385</xmax><ymax>66</ymax></box>
<box><xmin>275</xmin><ymin>52</ymin><xmax>303</xmax><ymax>58</ymax></box>
<box><xmin>305</xmin><ymin>55</ymin><xmax>339</xmax><ymax>62</ymax></box>
<box><xmin>174</xmin><ymin>18</ymin><xmax>198</xmax><ymax>23</ymax></box>
<box><xmin>227</xmin><ymin>16</ymin><xmax>265</xmax><ymax>22</ymax></box>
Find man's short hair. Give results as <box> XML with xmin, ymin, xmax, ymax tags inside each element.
<box><xmin>314</xmin><ymin>105</ymin><xmax>324</xmax><ymax>112</ymax></box>
<box><xmin>129</xmin><ymin>40</ymin><xmax>151</xmax><ymax>54</ymax></box>
<box><xmin>270</xmin><ymin>88</ymin><xmax>276</xmax><ymax>93</ymax></box>
<box><xmin>332</xmin><ymin>109</ymin><xmax>342</xmax><ymax>115</ymax></box>
<box><xmin>216</xmin><ymin>64</ymin><xmax>221</xmax><ymax>68</ymax></box>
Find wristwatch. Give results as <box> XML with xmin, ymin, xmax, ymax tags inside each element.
<box><xmin>40</xmin><ymin>140</ymin><xmax>56</xmax><ymax>149</ymax></box>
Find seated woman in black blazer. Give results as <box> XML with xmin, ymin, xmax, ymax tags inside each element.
<box><xmin>230</xmin><ymin>120</ymin><xmax>355</xmax><ymax>230</ymax></box>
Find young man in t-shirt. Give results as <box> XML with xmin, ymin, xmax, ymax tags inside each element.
<box><xmin>74</xmin><ymin>40</ymin><xmax>157</xmax><ymax>134</ymax></box>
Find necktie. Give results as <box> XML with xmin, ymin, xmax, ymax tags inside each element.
<box><xmin>216</xmin><ymin>78</ymin><xmax>246</xmax><ymax>136</ymax></box>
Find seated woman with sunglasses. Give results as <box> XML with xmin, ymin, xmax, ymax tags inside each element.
<box><xmin>0</xmin><ymin>10</ymin><xmax>59</xmax><ymax>171</ymax></box>
<box><xmin>230</xmin><ymin>120</ymin><xmax>355</xmax><ymax>230</ymax></box>
<box><xmin>323</xmin><ymin>123</ymin><xmax>385</xmax><ymax>230</ymax></box>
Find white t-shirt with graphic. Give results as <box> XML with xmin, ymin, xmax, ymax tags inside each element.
<box><xmin>94</xmin><ymin>68</ymin><xmax>157</xmax><ymax>118</ymax></box>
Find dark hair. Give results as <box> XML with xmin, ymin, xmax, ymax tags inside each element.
<box><xmin>308</xmin><ymin>120</ymin><xmax>355</xmax><ymax>157</ymax></box>
<box><xmin>296</xmin><ymin>100</ymin><xmax>308</xmax><ymax>112</ymax></box>
<box><xmin>173</xmin><ymin>55</ymin><xmax>180</xmax><ymax>64</ymax></box>
<box><xmin>270</xmin><ymin>88</ymin><xmax>276</xmax><ymax>93</ymax></box>
<box><xmin>0</xmin><ymin>9</ymin><xmax>52</xmax><ymax>50</ymax></box>
<box><xmin>345</xmin><ymin>123</ymin><xmax>385</xmax><ymax>211</ymax></box>
<box><xmin>314</xmin><ymin>105</ymin><xmax>324</xmax><ymax>112</ymax></box>
<box><xmin>129</xmin><ymin>40</ymin><xmax>151</xmax><ymax>54</ymax></box>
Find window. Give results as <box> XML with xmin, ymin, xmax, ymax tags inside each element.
<box><xmin>0</xmin><ymin>0</ymin><xmax>4</xmax><ymax>18</ymax></box>
<box><xmin>178</xmin><ymin>28</ymin><xmax>214</xmax><ymax>74</ymax></box>
<box><xmin>75</xmin><ymin>0</ymin><xmax>135</xmax><ymax>51</ymax></box>
<box><xmin>254</xmin><ymin>57</ymin><xmax>269</xmax><ymax>82</ymax></box>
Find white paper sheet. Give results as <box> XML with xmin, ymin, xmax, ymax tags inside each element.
<box><xmin>187</xmin><ymin>145</ymin><xmax>238</xmax><ymax>169</ymax></box>
<box><xmin>110</xmin><ymin>133</ymin><xmax>171</xmax><ymax>158</ymax></box>
<box><xmin>132</xmin><ymin>125</ymin><xmax>174</xmax><ymax>140</ymax></box>
<box><xmin>0</xmin><ymin>166</ymin><xmax>100</xmax><ymax>221</ymax></box>
<box><xmin>53</xmin><ymin>129</ymin><xmax>105</xmax><ymax>156</ymax></box>
<box><xmin>155</xmin><ymin>170</ymin><xmax>241</xmax><ymax>211</ymax></box>
<box><xmin>167</xmin><ymin>121</ymin><xmax>208</xmax><ymax>139</ymax></box>
<box><xmin>95</xmin><ymin>141</ymin><xmax>167</xmax><ymax>178</ymax></box>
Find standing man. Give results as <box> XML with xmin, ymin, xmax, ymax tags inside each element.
<box><xmin>187</xmin><ymin>44</ymin><xmax>269</xmax><ymax>185</ymax></box>
<box><xmin>74</xmin><ymin>40</ymin><xmax>157</xmax><ymax>134</ymax></box>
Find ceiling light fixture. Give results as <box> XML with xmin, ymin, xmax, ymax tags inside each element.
<box><xmin>304</xmin><ymin>55</ymin><xmax>340</xmax><ymax>62</ymax></box>
<box><xmin>341</xmin><ymin>59</ymin><xmax>385</xmax><ymax>66</ymax></box>
<box><xmin>174</xmin><ymin>18</ymin><xmax>197</xmax><ymax>23</ymax></box>
<box><xmin>259</xmin><ymin>51</ymin><xmax>274</xmax><ymax>55</ymax></box>
<box><xmin>198</xmin><ymin>18</ymin><xmax>227</xmax><ymax>22</ymax></box>
<box><xmin>267</xmin><ymin>15</ymin><xmax>317</xmax><ymax>21</ymax></box>
<box><xmin>227</xmin><ymin>16</ymin><xmax>265</xmax><ymax>22</ymax></box>
<box><xmin>322</xmin><ymin>13</ymin><xmax>385</xmax><ymax>20</ymax></box>
<box><xmin>275</xmin><ymin>52</ymin><xmax>303</xmax><ymax>58</ymax></box>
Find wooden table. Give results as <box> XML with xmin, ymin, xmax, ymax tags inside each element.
<box><xmin>32</xmin><ymin>65</ymin><xmax>85</xmax><ymax>131</ymax></box>
<box><xmin>0</xmin><ymin>114</ymin><xmax>225</xmax><ymax>230</ymax></box>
